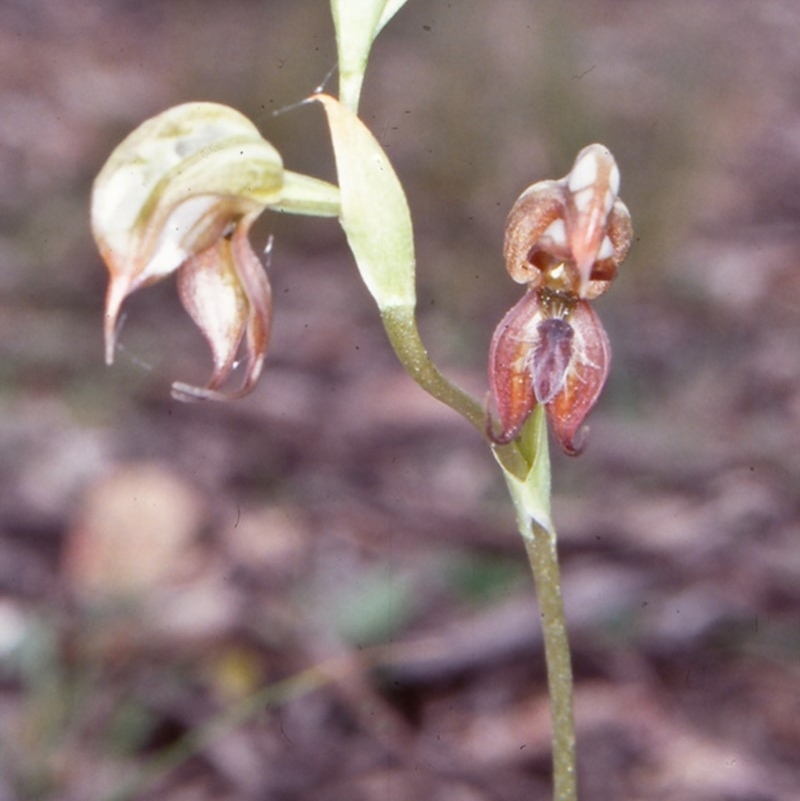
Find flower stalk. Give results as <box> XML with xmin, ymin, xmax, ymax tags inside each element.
<box><xmin>502</xmin><ymin>405</ymin><xmax>576</xmax><ymax>800</ymax></box>
<box><xmin>523</xmin><ymin>525</ymin><xmax>576</xmax><ymax>801</ymax></box>
<box><xmin>380</xmin><ymin>306</ymin><xmax>486</xmax><ymax>434</ymax></box>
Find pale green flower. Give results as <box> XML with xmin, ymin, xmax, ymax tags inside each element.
<box><xmin>92</xmin><ymin>101</ymin><xmax>339</xmax><ymax>400</ymax></box>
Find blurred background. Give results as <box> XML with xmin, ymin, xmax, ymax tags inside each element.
<box><xmin>1</xmin><ymin>0</ymin><xmax>799</xmax><ymax>798</ymax></box>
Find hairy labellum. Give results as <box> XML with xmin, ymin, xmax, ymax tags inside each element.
<box><xmin>532</xmin><ymin>318</ymin><xmax>574</xmax><ymax>405</ymax></box>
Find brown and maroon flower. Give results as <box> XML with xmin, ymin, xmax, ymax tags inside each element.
<box><xmin>488</xmin><ymin>144</ymin><xmax>632</xmax><ymax>454</ymax></box>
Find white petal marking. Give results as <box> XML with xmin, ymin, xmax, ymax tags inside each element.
<box><xmin>608</xmin><ymin>161</ymin><xmax>620</xmax><ymax>197</ymax></box>
<box><xmin>597</xmin><ymin>235</ymin><xmax>614</xmax><ymax>261</ymax></box>
<box><xmin>571</xmin><ymin>186</ymin><xmax>594</xmax><ymax>213</ymax></box>
<box><xmin>568</xmin><ymin>149</ymin><xmax>599</xmax><ymax>193</ymax></box>
<box><xmin>541</xmin><ymin>217</ymin><xmax>567</xmax><ymax>248</ymax></box>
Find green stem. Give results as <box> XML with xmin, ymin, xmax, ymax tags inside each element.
<box><xmin>498</xmin><ymin>407</ymin><xmax>576</xmax><ymax>800</ymax></box>
<box><xmin>381</xmin><ymin>306</ymin><xmax>576</xmax><ymax>799</ymax></box>
<box><xmin>380</xmin><ymin>306</ymin><xmax>533</xmax><ymax>479</ymax></box>
<box><xmin>380</xmin><ymin>305</ymin><xmax>486</xmax><ymax>434</ymax></box>
<box><xmin>523</xmin><ymin>526</ymin><xmax>577</xmax><ymax>801</ymax></box>
<box><xmin>338</xmin><ymin>71</ymin><xmax>365</xmax><ymax>116</ymax></box>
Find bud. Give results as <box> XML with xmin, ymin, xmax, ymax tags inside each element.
<box><xmin>488</xmin><ymin>144</ymin><xmax>631</xmax><ymax>453</ymax></box>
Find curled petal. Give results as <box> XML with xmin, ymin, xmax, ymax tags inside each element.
<box><xmin>579</xmin><ymin>197</ymin><xmax>633</xmax><ymax>300</ymax></box>
<box><xmin>608</xmin><ymin>199</ymin><xmax>633</xmax><ymax>262</ymax></box>
<box><xmin>546</xmin><ymin>301</ymin><xmax>610</xmax><ymax>455</ymax></box>
<box><xmin>103</xmin><ymin>268</ymin><xmax>134</xmax><ymax>366</ymax></box>
<box><xmin>230</xmin><ymin>215</ymin><xmax>272</xmax><ymax>398</ymax></box>
<box><xmin>487</xmin><ymin>290</ymin><xmax>542</xmax><ymax>443</ymax></box>
<box><xmin>176</xmin><ymin>237</ymin><xmax>248</xmax><ymax>394</ymax></box>
<box><xmin>172</xmin><ymin>215</ymin><xmax>271</xmax><ymax>401</ymax></box>
<box><xmin>503</xmin><ymin>180</ymin><xmax>569</xmax><ymax>287</ymax></box>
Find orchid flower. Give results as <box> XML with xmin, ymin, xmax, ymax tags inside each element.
<box><xmin>91</xmin><ymin>102</ymin><xmax>339</xmax><ymax>401</ymax></box>
<box><xmin>488</xmin><ymin>144</ymin><xmax>632</xmax><ymax>453</ymax></box>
